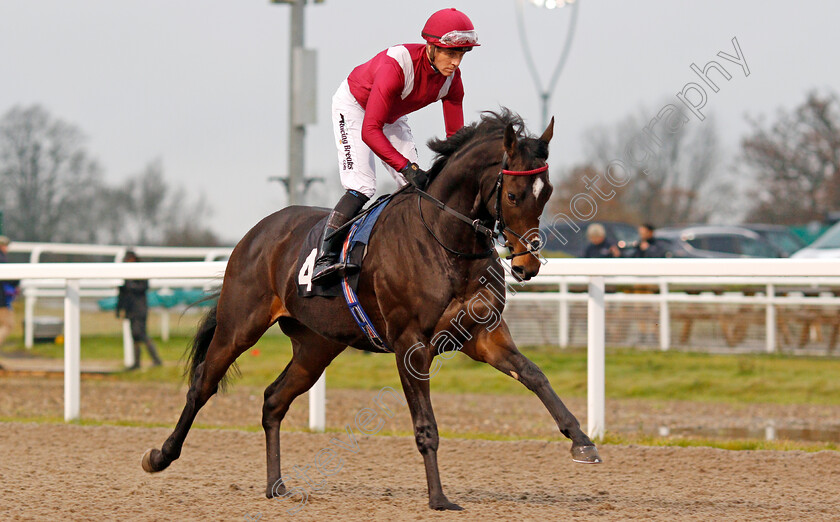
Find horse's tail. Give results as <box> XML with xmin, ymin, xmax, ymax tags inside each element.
<box><xmin>184</xmin><ymin>298</ymin><xmax>239</xmax><ymax>392</ymax></box>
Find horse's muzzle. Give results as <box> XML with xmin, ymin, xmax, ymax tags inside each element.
<box><xmin>511</xmin><ymin>264</ymin><xmax>535</xmax><ymax>282</ymax></box>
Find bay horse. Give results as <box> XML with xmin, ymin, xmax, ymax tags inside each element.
<box><xmin>141</xmin><ymin>109</ymin><xmax>601</xmax><ymax>511</ymax></box>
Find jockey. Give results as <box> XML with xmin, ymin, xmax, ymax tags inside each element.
<box><xmin>311</xmin><ymin>7</ymin><xmax>480</xmax><ymax>284</ymax></box>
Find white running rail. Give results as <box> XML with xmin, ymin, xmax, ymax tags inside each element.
<box><xmin>7</xmin><ymin>242</ymin><xmax>231</xmax><ymax>348</ymax></box>
<box><xmin>0</xmin><ymin>262</ymin><xmax>226</xmax><ymax>422</ymax></box>
<box><xmin>2</xmin><ymin>258</ymin><xmax>840</xmax><ymax>439</ymax></box>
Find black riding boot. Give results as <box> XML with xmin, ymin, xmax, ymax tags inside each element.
<box><xmin>311</xmin><ymin>190</ymin><xmax>369</xmax><ymax>284</ymax></box>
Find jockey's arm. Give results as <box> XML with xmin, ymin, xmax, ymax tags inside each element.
<box><xmin>441</xmin><ymin>73</ymin><xmax>465</xmax><ymax>138</ymax></box>
<box><xmin>361</xmin><ymin>69</ymin><xmax>412</xmax><ymax>172</ymax></box>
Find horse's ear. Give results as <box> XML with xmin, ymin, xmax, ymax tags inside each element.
<box><xmin>540</xmin><ymin>116</ymin><xmax>555</xmax><ymax>144</ymax></box>
<box><xmin>503</xmin><ymin>123</ymin><xmax>518</xmax><ymax>157</ymax></box>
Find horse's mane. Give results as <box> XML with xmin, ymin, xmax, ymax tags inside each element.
<box><xmin>425</xmin><ymin>108</ymin><xmax>547</xmax><ymax>180</ymax></box>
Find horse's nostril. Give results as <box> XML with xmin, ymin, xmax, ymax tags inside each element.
<box><xmin>511</xmin><ymin>264</ymin><xmax>536</xmax><ymax>282</ymax></box>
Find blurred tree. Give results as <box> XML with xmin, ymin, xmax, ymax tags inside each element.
<box><xmin>741</xmin><ymin>90</ymin><xmax>840</xmax><ymax>224</ymax></box>
<box><xmin>545</xmin><ymin>164</ymin><xmax>642</xmax><ymax>223</ymax></box>
<box><xmin>0</xmin><ymin>105</ymin><xmax>222</xmax><ymax>246</ymax></box>
<box><xmin>91</xmin><ymin>186</ymin><xmax>133</xmax><ymax>244</ymax></box>
<box><xmin>0</xmin><ymin>105</ymin><xmax>104</xmax><ymax>241</ymax></box>
<box><xmin>129</xmin><ymin>160</ymin><xmax>169</xmax><ymax>245</ymax></box>
<box><xmin>552</xmin><ymin>103</ymin><xmax>729</xmax><ymax>227</ymax></box>
<box><xmin>161</xmin><ymin>191</ymin><xmax>221</xmax><ymax>247</ymax></box>
<box><xmin>115</xmin><ymin>161</ymin><xmax>222</xmax><ymax>247</ymax></box>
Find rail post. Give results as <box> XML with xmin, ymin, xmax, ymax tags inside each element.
<box><xmin>766</xmin><ymin>283</ymin><xmax>776</xmax><ymax>353</ymax></box>
<box><xmin>64</xmin><ymin>279</ymin><xmax>81</xmax><ymax>421</ymax></box>
<box><xmin>559</xmin><ymin>279</ymin><xmax>569</xmax><ymax>348</ymax></box>
<box><xmin>587</xmin><ymin>276</ymin><xmax>605</xmax><ymax>440</ymax></box>
<box><xmin>309</xmin><ymin>371</ymin><xmax>326</xmax><ymax>432</ymax></box>
<box><xmin>24</xmin><ymin>292</ymin><xmax>36</xmax><ymax>349</ymax></box>
<box><xmin>160</xmin><ymin>310</ymin><xmax>170</xmax><ymax>342</ymax></box>
<box><xmin>659</xmin><ymin>279</ymin><xmax>670</xmax><ymax>351</ymax></box>
<box><xmin>122</xmin><ymin>319</ymin><xmax>135</xmax><ymax>368</ymax></box>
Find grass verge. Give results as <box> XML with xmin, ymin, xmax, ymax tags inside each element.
<box><xmin>5</xmin><ymin>335</ymin><xmax>840</xmax><ymax>405</ymax></box>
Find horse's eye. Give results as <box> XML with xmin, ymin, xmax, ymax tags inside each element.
<box><xmin>507</xmin><ymin>192</ymin><xmax>516</xmax><ymax>204</ymax></box>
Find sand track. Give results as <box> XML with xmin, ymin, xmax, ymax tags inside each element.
<box><xmin>2</xmin><ymin>377</ymin><xmax>840</xmax><ymax>520</ymax></box>
<box><xmin>2</xmin><ymin>421</ymin><xmax>839</xmax><ymax>521</ymax></box>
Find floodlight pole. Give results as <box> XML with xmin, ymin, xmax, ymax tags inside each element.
<box><xmin>288</xmin><ymin>0</ymin><xmax>305</xmax><ymax>206</ymax></box>
<box><xmin>515</xmin><ymin>0</ymin><xmax>580</xmax><ymax>129</ymax></box>
<box><xmin>271</xmin><ymin>0</ymin><xmax>319</xmax><ymax>206</ymax></box>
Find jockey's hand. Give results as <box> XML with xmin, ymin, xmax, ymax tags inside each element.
<box><xmin>400</xmin><ymin>162</ymin><xmax>429</xmax><ymax>190</ymax></box>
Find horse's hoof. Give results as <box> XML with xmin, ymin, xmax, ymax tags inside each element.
<box><xmin>141</xmin><ymin>448</ymin><xmax>168</xmax><ymax>473</ymax></box>
<box><xmin>141</xmin><ymin>449</ymin><xmax>156</xmax><ymax>472</ymax></box>
<box><xmin>430</xmin><ymin>499</ymin><xmax>464</xmax><ymax>511</ymax></box>
<box><xmin>571</xmin><ymin>445</ymin><xmax>602</xmax><ymax>464</ymax></box>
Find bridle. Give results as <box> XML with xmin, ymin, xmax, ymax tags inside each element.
<box><xmin>417</xmin><ymin>152</ymin><xmax>548</xmax><ymax>260</ymax></box>
<box><xmin>489</xmin><ymin>152</ymin><xmax>548</xmax><ymax>259</ymax></box>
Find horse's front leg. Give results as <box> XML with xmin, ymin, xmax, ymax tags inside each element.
<box><xmin>463</xmin><ymin>323</ymin><xmax>602</xmax><ymax>463</ymax></box>
<box><xmin>394</xmin><ymin>336</ymin><xmax>463</xmax><ymax>511</ymax></box>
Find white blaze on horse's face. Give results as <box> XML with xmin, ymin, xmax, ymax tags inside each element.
<box><xmin>532</xmin><ymin>178</ymin><xmax>545</xmax><ymax>200</ymax></box>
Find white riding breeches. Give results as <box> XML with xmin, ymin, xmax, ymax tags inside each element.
<box><xmin>331</xmin><ymin>80</ymin><xmax>418</xmax><ymax>198</ymax></box>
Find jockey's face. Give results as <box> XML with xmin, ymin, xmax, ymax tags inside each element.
<box><xmin>427</xmin><ymin>44</ymin><xmax>467</xmax><ymax>77</ymax></box>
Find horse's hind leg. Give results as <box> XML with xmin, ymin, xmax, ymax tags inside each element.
<box><xmin>464</xmin><ymin>324</ymin><xmax>602</xmax><ymax>463</ymax></box>
<box><xmin>142</xmin><ymin>299</ymin><xmax>273</xmax><ymax>473</ymax></box>
<box><xmin>262</xmin><ymin>323</ymin><xmax>346</xmax><ymax>498</ymax></box>
<box><xmin>396</xmin><ymin>338</ymin><xmax>463</xmax><ymax>511</ymax></box>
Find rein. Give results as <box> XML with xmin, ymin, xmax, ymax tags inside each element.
<box><xmin>417</xmin><ymin>152</ymin><xmax>548</xmax><ymax>260</ymax></box>
<box><xmin>417</xmin><ymin>191</ymin><xmax>495</xmax><ymax>259</ymax></box>
<box><xmin>325</xmin><ymin>183</ymin><xmax>413</xmax><ymax>241</ymax></box>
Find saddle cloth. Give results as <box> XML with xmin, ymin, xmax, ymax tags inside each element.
<box><xmin>296</xmin><ymin>196</ymin><xmax>391</xmax><ymax>298</ymax></box>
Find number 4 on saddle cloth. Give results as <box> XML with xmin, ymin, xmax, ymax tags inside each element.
<box><xmin>296</xmin><ymin>196</ymin><xmax>392</xmax><ymax>352</ymax></box>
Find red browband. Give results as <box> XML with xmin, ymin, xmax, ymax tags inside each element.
<box><xmin>502</xmin><ymin>164</ymin><xmax>549</xmax><ymax>176</ymax></box>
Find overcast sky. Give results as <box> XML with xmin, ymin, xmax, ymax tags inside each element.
<box><xmin>2</xmin><ymin>0</ymin><xmax>839</xmax><ymax>242</ymax></box>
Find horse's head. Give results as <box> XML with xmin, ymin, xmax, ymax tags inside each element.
<box><xmin>496</xmin><ymin>117</ymin><xmax>554</xmax><ymax>281</ymax></box>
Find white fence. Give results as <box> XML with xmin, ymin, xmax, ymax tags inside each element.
<box><xmin>507</xmin><ymin>275</ymin><xmax>840</xmax><ymax>353</ymax></box>
<box><xmin>8</xmin><ymin>241</ymin><xmax>232</xmax><ymax>263</ymax></box>
<box><xmin>1</xmin><ymin>262</ymin><xmax>226</xmax><ymax>422</ymax></box>
<box><xmin>530</xmin><ymin>259</ymin><xmax>840</xmax><ymax>439</ymax></box>
<box><xmin>2</xmin><ymin>258</ymin><xmax>840</xmax><ymax>440</ymax></box>
<box><xmin>8</xmin><ymin>242</ymin><xmax>232</xmax><ymax>349</ymax></box>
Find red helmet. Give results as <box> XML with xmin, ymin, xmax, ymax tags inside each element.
<box><xmin>421</xmin><ymin>8</ymin><xmax>480</xmax><ymax>49</ymax></box>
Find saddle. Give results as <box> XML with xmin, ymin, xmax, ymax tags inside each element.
<box><xmin>295</xmin><ymin>196</ymin><xmax>393</xmax><ymax>352</ymax></box>
<box><xmin>296</xmin><ymin>196</ymin><xmax>391</xmax><ymax>298</ymax></box>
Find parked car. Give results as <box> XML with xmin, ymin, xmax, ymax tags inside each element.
<box><xmin>653</xmin><ymin>225</ymin><xmax>782</xmax><ymax>258</ymax></box>
<box><xmin>540</xmin><ymin>220</ymin><xmax>638</xmax><ymax>257</ymax></box>
<box><xmin>790</xmin><ymin>221</ymin><xmax>840</xmax><ymax>258</ymax></box>
<box><xmin>740</xmin><ymin>224</ymin><xmax>806</xmax><ymax>257</ymax></box>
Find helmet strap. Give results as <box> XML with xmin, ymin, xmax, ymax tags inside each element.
<box><xmin>426</xmin><ymin>44</ymin><xmax>440</xmax><ymax>73</ymax></box>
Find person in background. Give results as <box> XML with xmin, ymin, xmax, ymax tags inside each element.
<box><xmin>0</xmin><ymin>236</ymin><xmax>20</xmax><ymax>348</ymax></box>
<box><xmin>628</xmin><ymin>223</ymin><xmax>667</xmax><ymax>258</ymax></box>
<box><xmin>583</xmin><ymin>224</ymin><xmax>620</xmax><ymax>258</ymax></box>
<box><xmin>117</xmin><ymin>251</ymin><xmax>162</xmax><ymax>369</ymax></box>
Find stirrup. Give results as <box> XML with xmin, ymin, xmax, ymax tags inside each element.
<box><xmin>312</xmin><ymin>260</ymin><xmax>360</xmax><ymax>284</ymax></box>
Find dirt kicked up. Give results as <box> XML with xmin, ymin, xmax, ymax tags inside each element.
<box><xmin>1</xmin><ymin>421</ymin><xmax>839</xmax><ymax>521</ymax></box>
